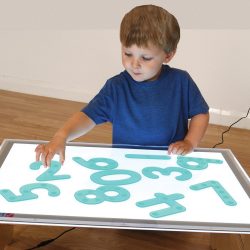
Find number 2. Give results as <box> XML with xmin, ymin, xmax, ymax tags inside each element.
<box><xmin>30</xmin><ymin>161</ymin><xmax>71</xmax><ymax>181</ymax></box>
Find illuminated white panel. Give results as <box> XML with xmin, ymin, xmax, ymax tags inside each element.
<box><xmin>0</xmin><ymin>140</ymin><xmax>249</xmax><ymax>233</ymax></box>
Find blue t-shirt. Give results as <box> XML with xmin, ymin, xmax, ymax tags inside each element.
<box><xmin>82</xmin><ymin>65</ymin><xmax>209</xmax><ymax>147</ymax></box>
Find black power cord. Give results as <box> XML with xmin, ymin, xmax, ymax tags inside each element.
<box><xmin>212</xmin><ymin>107</ymin><xmax>250</xmax><ymax>148</ymax></box>
<box><xmin>26</xmin><ymin>227</ymin><xmax>76</xmax><ymax>250</ymax></box>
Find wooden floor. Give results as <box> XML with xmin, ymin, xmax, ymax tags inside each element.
<box><xmin>0</xmin><ymin>89</ymin><xmax>249</xmax><ymax>250</ymax></box>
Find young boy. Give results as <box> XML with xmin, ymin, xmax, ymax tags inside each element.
<box><xmin>35</xmin><ymin>5</ymin><xmax>209</xmax><ymax>167</ymax></box>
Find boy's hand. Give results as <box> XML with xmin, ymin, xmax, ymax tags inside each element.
<box><xmin>35</xmin><ymin>135</ymin><xmax>66</xmax><ymax>167</ymax></box>
<box><xmin>168</xmin><ymin>139</ymin><xmax>194</xmax><ymax>155</ymax></box>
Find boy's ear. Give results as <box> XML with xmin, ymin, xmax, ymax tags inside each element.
<box><xmin>164</xmin><ymin>50</ymin><xmax>176</xmax><ymax>63</ymax></box>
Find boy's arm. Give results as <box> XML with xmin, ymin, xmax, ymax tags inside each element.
<box><xmin>35</xmin><ymin>112</ymin><xmax>95</xmax><ymax>167</ymax></box>
<box><xmin>168</xmin><ymin>113</ymin><xmax>209</xmax><ymax>155</ymax></box>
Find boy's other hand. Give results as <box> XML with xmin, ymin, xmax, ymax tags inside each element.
<box><xmin>35</xmin><ymin>135</ymin><xmax>66</xmax><ymax>167</ymax></box>
<box><xmin>168</xmin><ymin>139</ymin><xmax>194</xmax><ymax>155</ymax></box>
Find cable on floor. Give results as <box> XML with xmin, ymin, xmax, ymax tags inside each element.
<box><xmin>212</xmin><ymin>107</ymin><xmax>250</xmax><ymax>148</ymax></box>
<box><xmin>26</xmin><ymin>227</ymin><xmax>76</xmax><ymax>250</ymax></box>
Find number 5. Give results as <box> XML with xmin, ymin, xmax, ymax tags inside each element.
<box><xmin>0</xmin><ymin>183</ymin><xmax>60</xmax><ymax>202</ymax></box>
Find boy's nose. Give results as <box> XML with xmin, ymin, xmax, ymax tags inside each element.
<box><xmin>131</xmin><ymin>59</ymin><xmax>141</xmax><ymax>68</ymax></box>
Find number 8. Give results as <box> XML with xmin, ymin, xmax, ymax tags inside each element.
<box><xmin>74</xmin><ymin>186</ymin><xmax>130</xmax><ymax>204</ymax></box>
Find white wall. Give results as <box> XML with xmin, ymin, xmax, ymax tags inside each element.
<box><xmin>0</xmin><ymin>0</ymin><xmax>250</xmax><ymax>129</ymax></box>
<box><xmin>172</xmin><ymin>29</ymin><xmax>250</xmax><ymax>129</ymax></box>
<box><xmin>0</xmin><ymin>29</ymin><xmax>122</xmax><ymax>101</ymax></box>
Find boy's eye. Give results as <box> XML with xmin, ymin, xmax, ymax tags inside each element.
<box><xmin>124</xmin><ymin>52</ymin><xmax>132</xmax><ymax>57</ymax></box>
<box><xmin>142</xmin><ymin>57</ymin><xmax>153</xmax><ymax>61</ymax></box>
<box><xmin>124</xmin><ymin>52</ymin><xmax>152</xmax><ymax>61</ymax></box>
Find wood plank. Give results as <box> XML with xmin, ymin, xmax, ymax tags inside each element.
<box><xmin>210</xmin><ymin>233</ymin><xmax>245</xmax><ymax>250</ymax></box>
<box><xmin>0</xmin><ymin>225</ymin><xmax>13</xmax><ymax>250</ymax></box>
<box><xmin>0</xmin><ymin>90</ymin><xmax>249</xmax><ymax>250</ymax></box>
<box><xmin>242</xmin><ymin>234</ymin><xmax>250</xmax><ymax>250</ymax></box>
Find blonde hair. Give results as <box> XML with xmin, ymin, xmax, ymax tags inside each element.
<box><xmin>120</xmin><ymin>5</ymin><xmax>180</xmax><ymax>53</ymax></box>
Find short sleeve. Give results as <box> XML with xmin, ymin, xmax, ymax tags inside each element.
<box><xmin>82</xmin><ymin>81</ymin><xmax>115</xmax><ymax>124</ymax></box>
<box><xmin>187</xmin><ymin>75</ymin><xmax>209</xmax><ymax>118</ymax></box>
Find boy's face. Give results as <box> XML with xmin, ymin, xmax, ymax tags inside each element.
<box><xmin>121</xmin><ymin>43</ymin><xmax>175</xmax><ymax>82</ymax></box>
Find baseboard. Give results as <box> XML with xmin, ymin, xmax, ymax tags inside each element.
<box><xmin>0</xmin><ymin>75</ymin><xmax>92</xmax><ymax>103</ymax></box>
<box><xmin>209</xmin><ymin>108</ymin><xmax>250</xmax><ymax>130</ymax></box>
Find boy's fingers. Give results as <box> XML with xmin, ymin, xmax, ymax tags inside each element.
<box><xmin>168</xmin><ymin>144</ymin><xmax>173</xmax><ymax>155</ymax></box>
<box><xmin>59</xmin><ymin>150</ymin><xmax>65</xmax><ymax>165</ymax></box>
<box><xmin>168</xmin><ymin>143</ymin><xmax>185</xmax><ymax>155</ymax></box>
<box><xmin>41</xmin><ymin>146</ymin><xmax>53</xmax><ymax>167</ymax></box>
<box><xmin>177</xmin><ymin>147</ymin><xmax>185</xmax><ymax>155</ymax></box>
<box><xmin>35</xmin><ymin>144</ymin><xmax>44</xmax><ymax>162</ymax></box>
<box><xmin>41</xmin><ymin>150</ymin><xmax>48</xmax><ymax>167</ymax></box>
<box><xmin>45</xmin><ymin>151</ymin><xmax>55</xmax><ymax>167</ymax></box>
<box><xmin>35</xmin><ymin>150</ymin><xmax>41</xmax><ymax>162</ymax></box>
<box><xmin>35</xmin><ymin>144</ymin><xmax>62</xmax><ymax>167</ymax></box>
<box><xmin>170</xmin><ymin>145</ymin><xmax>178</xmax><ymax>155</ymax></box>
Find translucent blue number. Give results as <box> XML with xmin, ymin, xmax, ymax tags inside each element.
<box><xmin>177</xmin><ymin>156</ymin><xmax>223</xmax><ymax>170</ymax></box>
<box><xmin>90</xmin><ymin>169</ymin><xmax>141</xmax><ymax>186</ymax></box>
<box><xmin>72</xmin><ymin>157</ymin><xmax>118</xmax><ymax>170</ymax></box>
<box><xmin>142</xmin><ymin>166</ymin><xmax>192</xmax><ymax>181</ymax></box>
<box><xmin>136</xmin><ymin>193</ymin><xmax>186</xmax><ymax>218</ymax></box>
<box><xmin>190</xmin><ymin>180</ymin><xmax>237</xmax><ymax>206</ymax></box>
<box><xmin>75</xmin><ymin>186</ymin><xmax>130</xmax><ymax>204</ymax></box>
<box><xmin>125</xmin><ymin>154</ymin><xmax>171</xmax><ymax>160</ymax></box>
<box><xmin>0</xmin><ymin>183</ymin><xmax>60</xmax><ymax>202</ymax></box>
<box><xmin>30</xmin><ymin>160</ymin><xmax>71</xmax><ymax>181</ymax></box>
